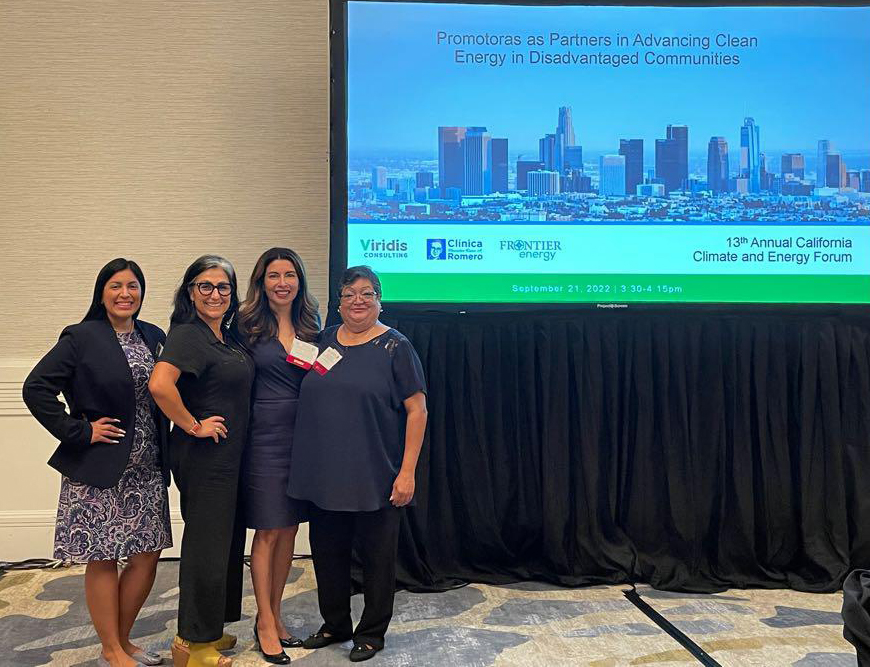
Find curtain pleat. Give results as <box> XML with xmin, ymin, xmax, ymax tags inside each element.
<box><xmin>378</xmin><ymin>310</ymin><xmax>870</xmax><ymax>593</ymax></box>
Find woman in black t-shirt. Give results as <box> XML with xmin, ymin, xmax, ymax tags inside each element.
<box><xmin>149</xmin><ymin>255</ymin><xmax>254</xmax><ymax>667</ymax></box>
<box><xmin>288</xmin><ymin>266</ymin><xmax>427</xmax><ymax>663</ymax></box>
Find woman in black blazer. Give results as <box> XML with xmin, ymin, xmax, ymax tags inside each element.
<box><xmin>23</xmin><ymin>258</ymin><xmax>172</xmax><ymax>667</ymax></box>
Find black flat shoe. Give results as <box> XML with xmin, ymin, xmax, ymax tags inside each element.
<box><xmin>349</xmin><ymin>643</ymin><xmax>382</xmax><ymax>662</ymax></box>
<box><xmin>280</xmin><ymin>635</ymin><xmax>304</xmax><ymax>649</ymax></box>
<box><xmin>302</xmin><ymin>631</ymin><xmax>351</xmax><ymax>650</ymax></box>
<box><xmin>254</xmin><ymin>618</ymin><xmax>292</xmax><ymax>664</ymax></box>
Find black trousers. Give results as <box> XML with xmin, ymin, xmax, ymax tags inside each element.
<box><xmin>308</xmin><ymin>504</ymin><xmax>402</xmax><ymax>649</ymax></box>
<box><xmin>171</xmin><ymin>434</ymin><xmax>246</xmax><ymax>643</ymax></box>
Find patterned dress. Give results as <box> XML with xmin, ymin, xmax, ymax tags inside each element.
<box><xmin>54</xmin><ymin>331</ymin><xmax>172</xmax><ymax>562</ymax></box>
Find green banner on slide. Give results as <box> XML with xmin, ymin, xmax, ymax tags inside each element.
<box><xmin>377</xmin><ymin>273</ymin><xmax>870</xmax><ymax>304</ymax></box>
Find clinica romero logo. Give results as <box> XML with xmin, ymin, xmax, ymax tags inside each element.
<box><xmin>427</xmin><ymin>239</ymin><xmax>447</xmax><ymax>260</ymax></box>
<box><xmin>426</xmin><ymin>238</ymin><xmax>484</xmax><ymax>261</ymax></box>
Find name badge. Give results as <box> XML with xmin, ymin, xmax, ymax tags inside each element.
<box><xmin>313</xmin><ymin>347</ymin><xmax>343</xmax><ymax>376</ymax></box>
<box><xmin>286</xmin><ymin>338</ymin><xmax>319</xmax><ymax>369</ymax></box>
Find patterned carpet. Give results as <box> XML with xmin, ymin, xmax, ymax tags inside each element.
<box><xmin>0</xmin><ymin>559</ymin><xmax>857</xmax><ymax>666</ymax></box>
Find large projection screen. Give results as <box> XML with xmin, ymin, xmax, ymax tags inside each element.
<box><xmin>338</xmin><ymin>1</ymin><xmax>870</xmax><ymax>304</ymax></box>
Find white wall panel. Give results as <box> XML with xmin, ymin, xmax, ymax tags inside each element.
<box><xmin>0</xmin><ymin>0</ymin><xmax>328</xmax><ymax>559</ymax></box>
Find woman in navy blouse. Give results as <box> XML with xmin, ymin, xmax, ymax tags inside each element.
<box><xmin>288</xmin><ymin>265</ymin><xmax>427</xmax><ymax>663</ymax></box>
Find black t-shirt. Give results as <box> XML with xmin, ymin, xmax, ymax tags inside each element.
<box><xmin>159</xmin><ymin>318</ymin><xmax>254</xmax><ymax>459</ymax></box>
<box><xmin>287</xmin><ymin>326</ymin><xmax>426</xmax><ymax>511</ymax></box>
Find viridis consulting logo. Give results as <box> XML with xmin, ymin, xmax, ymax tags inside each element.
<box><xmin>359</xmin><ymin>238</ymin><xmax>408</xmax><ymax>259</ymax></box>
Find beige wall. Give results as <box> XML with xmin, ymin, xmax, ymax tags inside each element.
<box><xmin>0</xmin><ymin>0</ymin><xmax>329</xmax><ymax>559</ymax></box>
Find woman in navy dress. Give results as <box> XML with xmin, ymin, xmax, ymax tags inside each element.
<box><xmin>23</xmin><ymin>258</ymin><xmax>171</xmax><ymax>667</ymax></box>
<box><xmin>238</xmin><ymin>247</ymin><xmax>320</xmax><ymax>663</ymax></box>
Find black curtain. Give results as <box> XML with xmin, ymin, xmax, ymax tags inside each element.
<box><xmin>381</xmin><ymin>309</ymin><xmax>870</xmax><ymax>593</ymax></box>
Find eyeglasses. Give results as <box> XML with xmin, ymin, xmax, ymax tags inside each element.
<box><xmin>193</xmin><ymin>282</ymin><xmax>233</xmax><ymax>297</ymax></box>
<box><xmin>339</xmin><ymin>290</ymin><xmax>378</xmax><ymax>302</ymax></box>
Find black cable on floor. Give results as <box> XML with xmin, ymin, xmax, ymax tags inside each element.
<box><xmin>0</xmin><ymin>558</ymin><xmax>65</xmax><ymax>576</ymax></box>
<box><xmin>0</xmin><ymin>554</ymin><xmax>315</xmax><ymax>578</ymax></box>
<box><xmin>623</xmin><ymin>585</ymin><xmax>723</xmax><ymax>667</ymax></box>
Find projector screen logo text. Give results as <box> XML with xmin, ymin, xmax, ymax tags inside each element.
<box><xmin>427</xmin><ymin>238</ymin><xmax>484</xmax><ymax>261</ymax></box>
<box><xmin>501</xmin><ymin>239</ymin><xmax>562</xmax><ymax>262</ymax></box>
<box><xmin>360</xmin><ymin>238</ymin><xmax>408</xmax><ymax>259</ymax></box>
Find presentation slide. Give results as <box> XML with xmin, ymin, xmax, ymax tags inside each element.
<box><xmin>343</xmin><ymin>2</ymin><xmax>870</xmax><ymax>303</ymax></box>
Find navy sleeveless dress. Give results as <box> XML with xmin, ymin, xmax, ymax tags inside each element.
<box><xmin>242</xmin><ymin>337</ymin><xmax>310</xmax><ymax>529</ymax></box>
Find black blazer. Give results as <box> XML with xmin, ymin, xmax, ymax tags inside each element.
<box><xmin>22</xmin><ymin>318</ymin><xmax>171</xmax><ymax>489</ymax></box>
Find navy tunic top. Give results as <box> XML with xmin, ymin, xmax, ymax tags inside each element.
<box><xmin>287</xmin><ymin>326</ymin><xmax>426</xmax><ymax>512</ymax></box>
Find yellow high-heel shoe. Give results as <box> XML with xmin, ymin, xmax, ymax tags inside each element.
<box><xmin>211</xmin><ymin>633</ymin><xmax>237</xmax><ymax>651</ymax></box>
<box><xmin>171</xmin><ymin>637</ymin><xmax>233</xmax><ymax>667</ymax></box>
<box><xmin>172</xmin><ymin>633</ymin><xmax>236</xmax><ymax>653</ymax></box>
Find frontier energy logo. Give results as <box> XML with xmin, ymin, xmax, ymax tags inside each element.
<box><xmin>500</xmin><ymin>238</ymin><xmax>562</xmax><ymax>261</ymax></box>
<box><xmin>360</xmin><ymin>238</ymin><xmax>408</xmax><ymax>259</ymax></box>
<box><xmin>426</xmin><ymin>238</ymin><xmax>484</xmax><ymax>261</ymax></box>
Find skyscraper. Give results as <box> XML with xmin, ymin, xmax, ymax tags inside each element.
<box><xmin>564</xmin><ymin>145</ymin><xmax>583</xmax><ymax>172</ymax></box>
<box><xmin>599</xmin><ymin>155</ymin><xmax>626</xmax><ymax>196</ymax></box>
<box><xmin>416</xmin><ymin>171</ymin><xmax>434</xmax><ymax>189</ymax></box>
<box><xmin>759</xmin><ymin>152</ymin><xmax>771</xmax><ymax>191</ymax></box>
<box><xmin>371</xmin><ymin>166</ymin><xmax>387</xmax><ymax>192</ymax></box>
<box><xmin>826</xmin><ymin>153</ymin><xmax>843</xmax><ymax>188</ymax></box>
<box><xmin>861</xmin><ymin>169</ymin><xmax>870</xmax><ymax>193</ymax></box>
<box><xmin>438</xmin><ymin>127</ymin><xmax>467</xmax><ymax>197</ymax></box>
<box><xmin>388</xmin><ymin>177</ymin><xmax>416</xmax><ymax>202</ymax></box>
<box><xmin>490</xmin><ymin>138</ymin><xmax>508</xmax><ymax>193</ymax></box>
<box><xmin>781</xmin><ymin>153</ymin><xmax>805</xmax><ymax>180</ymax></box>
<box><xmin>517</xmin><ymin>160</ymin><xmax>544</xmax><ymax>190</ymax></box>
<box><xmin>655</xmin><ymin>138</ymin><xmax>680</xmax><ymax>194</ymax></box>
<box><xmin>667</xmin><ymin>125</ymin><xmax>688</xmax><ymax>190</ymax></box>
<box><xmin>527</xmin><ymin>170</ymin><xmax>560</xmax><ymax>196</ymax></box>
<box><xmin>817</xmin><ymin>140</ymin><xmax>833</xmax><ymax>188</ymax></box>
<box><xmin>555</xmin><ymin>106</ymin><xmax>576</xmax><ymax>174</ymax></box>
<box><xmin>740</xmin><ymin>117</ymin><xmax>761</xmax><ymax>193</ymax></box>
<box><xmin>619</xmin><ymin>139</ymin><xmax>643</xmax><ymax>197</ymax></box>
<box><xmin>462</xmin><ymin>127</ymin><xmax>491</xmax><ymax>196</ymax></box>
<box><xmin>707</xmin><ymin>137</ymin><xmax>729</xmax><ymax>194</ymax></box>
<box><xmin>539</xmin><ymin>134</ymin><xmax>556</xmax><ymax>171</ymax></box>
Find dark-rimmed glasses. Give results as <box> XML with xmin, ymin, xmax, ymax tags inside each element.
<box><xmin>339</xmin><ymin>290</ymin><xmax>377</xmax><ymax>302</ymax></box>
<box><xmin>193</xmin><ymin>282</ymin><xmax>233</xmax><ymax>297</ymax></box>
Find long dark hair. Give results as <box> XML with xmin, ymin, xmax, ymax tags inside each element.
<box><xmin>239</xmin><ymin>247</ymin><xmax>320</xmax><ymax>344</ymax></box>
<box><xmin>82</xmin><ymin>258</ymin><xmax>146</xmax><ymax>322</ymax></box>
<box><xmin>170</xmin><ymin>255</ymin><xmax>240</xmax><ymax>334</ymax></box>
